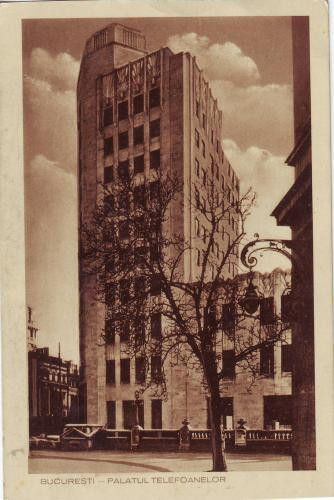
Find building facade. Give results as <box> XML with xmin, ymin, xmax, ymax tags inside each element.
<box><xmin>27</xmin><ymin>307</ymin><xmax>80</xmax><ymax>429</ymax></box>
<box><xmin>272</xmin><ymin>17</ymin><xmax>315</xmax><ymax>469</ymax></box>
<box><xmin>78</xmin><ymin>23</ymin><xmax>239</xmax><ymax>428</ymax></box>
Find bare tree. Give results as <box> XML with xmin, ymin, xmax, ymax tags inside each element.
<box><xmin>81</xmin><ymin>168</ymin><xmax>289</xmax><ymax>471</ymax></box>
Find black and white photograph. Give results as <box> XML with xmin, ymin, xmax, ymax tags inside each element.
<box><xmin>1</xmin><ymin>1</ymin><xmax>333</xmax><ymax>498</ymax></box>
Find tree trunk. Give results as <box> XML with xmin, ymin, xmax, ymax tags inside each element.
<box><xmin>208</xmin><ymin>385</ymin><xmax>227</xmax><ymax>471</ymax></box>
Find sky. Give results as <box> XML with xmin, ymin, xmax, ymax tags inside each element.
<box><xmin>23</xmin><ymin>17</ymin><xmax>295</xmax><ymax>363</ymax></box>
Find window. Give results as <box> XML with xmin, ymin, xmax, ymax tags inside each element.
<box><xmin>151</xmin><ymin>355</ymin><xmax>162</xmax><ymax>383</ymax></box>
<box><xmin>135</xmin><ymin>317</ymin><xmax>145</xmax><ymax>347</ymax></box>
<box><xmin>221</xmin><ymin>302</ymin><xmax>235</xmax><ymax>330</ymax></box>
<box><xmin>216</xmin><ymin>163</ymin><xmax>219</xmax><ymax>180</ymax></box>
<box><xmin>202</xmin><ymin>113</ymin><xmax>206</xmax><ymax>130</ymax></box>
<box><xmin>106</xmin><ymin>360</ymin><xmax>115</xmax><ymax>384</ymax></box>
<box><xmin>106</xmin><ymin>401</ymin><xmax>116</xmax><ymax>428</ymax></box>
<box><xmin>150</xmin><ymin>119</ymin><xmax>160</xmax><ymax>139</ymax></box>
<box><xmin>134</xmin><ymin>216</ymin><xmax>145</xmax><ymax>238</ymax></box>
<box><xmin>202</xmin><ymin>140</ymin><xmax>206</xmax><ymax>157</ymax></box>
<box><xmin>104</xmin><ymin>166</ymin><xmax>113</xmax><ymax>184</ymax></box>
<box><xmin>118</xmin><ymin>159</ymin><xmax>129</xmax><ymax>180</ymax></box>
<box><xmin>151</xmin><ymin>400</ymin><xmax>162</xmax><ymax>429</ymax></box>
<box><xmin>216</xmin><ymin>139</ymin><xmax>219</xmax><ymax>153</ymax></box>
<box><xmin>196</xmin><ymin>248</ymin><xmax>201</xmax><ymax>266</ymax></box>
<box><xmin>134</xmin><ymin>245</ymin><xmax>148</xmax><ymax>266</ymax></box>
<box><xmin>195</xmin><ymin>187</ymin><xmax>200</xmax><ymax>209</ymax></box>
<box><xmin>195</xmin><ymin>218</ymin><xmax>200</xmax><ymax>236</ymax></box>
<box><xmin>118</xmin><ymin>131</ymin><xmax>128</xmax><ymax>150</ymax></box>
<box><xmin>150</xmin><ymin>181</ymin><xmax>160</xmax><ymax>203</ymax></box>
<box><xmin>281</xmin><ymin>293</ymin><xmax>292</xmax><ymax>323</ymax></box>
<box><xmin>150</xmin><ymin>275</ymin><xmax>161</xmax><ymax>296</ymax></box>
<box><xmin>150</xmin><ymin>149</ymin><xmax>160</xmax><ymax>169</ymax></box>
<box><xmin>260</xmin><ymin>345</ymin><xmax>274</xmax><ymax>376</ymax></box>
<box><xmin>133</xmin><ymin>124</ymin><xmax>144</xmax><ymax>146</ymax></box>
<box><xmin>150</xmin><ymin>242</ymin><xmax>160</xmax><ymax>263</ymax></box>
<box><xmin>281</xmin><ymin>344</ymin><xmax>292</xmax><ymax>372</ymax></box>
<box><xmin>134</xmin><ymin>276</ymin><xmax>146</xmax><ymax>297</ymax></box>
<box><xmin>260</xmin><ymin>297</ymin><xmax>275</xmax><ymax>325</ymax></box>
<box><xmin>103</xmin><ymin>105</ymin><xmax>113</xmax><ymax>127</ymax></box>
<box><xmin>151</xmin><ymin>313</ymin><xmax>161</xmax><ymax>339</ymax></box>
<box><xmin>196</xmin><ymin>100</ymin><xmax>200</xmax><ymax>118</ymax></box>
<box><xmin>149</xmin><ymin>87</ymin><xmax>160</xmax><ymax>108</ymax></box>
<box><xmin>203</xmin><ymin>227</ymin><xmax>207</xmax><ymax>244</ymax></box>
<box><xmin>134</xmin><ymin>185</ymin><xmax>146</xmax><ymax>210</ymax></box>
<box><xmin>228</xmin><ymin>163</ymin><xmax>231</xmax><ymax>178</ymax></box>
<box><xmin>119</xmin><ymin>279</ymin><xmax>130</xmax><ymax>305</ymax></box>
<box><xmin>221</xmin><ymin>176</ymin><xmax>225</xmax><ymax>191</ymax></box>
<box><xmin>195</xmin><ymin>129</ymin><xmax>200</xmax><ymax>147</ymax></box>
<box><xmin>134</xmin><ymin>154</ymin><xmax>144</xmax><ymax>174</ymax></box>
<box><xmin>104</xmin><ymin>137</ymin><xmax>113</xmax><ymax>157</ymax></box>
<box><xmin>119</xmin><ymin>220</ymin><xmax>130</xmax><ymax>240</ymax></box>
<box><xmin>104</xmin><ymin>193</ymin><xmax>114</xmax><ymax>213</ymax></box>
<box><xmin>118</xmin><ymin>100</ymin><xmax>128</xmax><ymax>121</ymax></box>
<box><xmin>119</xmin><ymin>321</ymin><xmax>130</xmax><ymax>343</ymax></box>
<box><xmin>195</xmin><ymin>159</ymin><xmax>200</xmax><ymax>177</ymax></box>
<box><xmin>210</xmin><ymin>155</ymin><xmax>214</xmax><ymax>175</ymax></box>
<box><xmin>105</xmin><ymin>319</ymin><xmax>115</xmax><ymax>344</ymax></box>
<box><xmin>105</xmin><ymin>284</ymin><xmax>117</xmax><ymax>307</ymax></box>
<box><xmin>202</xmin><ymin>168</ymin><xmax>207</xmax><ymax>186</ymax></box>
<box><xmin>123</xmin><ymin>400</ymin><xmax>144</xmax><ymax>429</ymax></box>
<box><xmin>133</xmin><ymin>94</ymin><xmax>144</xmax><ymax>115</ymax></box>
<box><xmin>211</xmin><ymin>129</ymin><xmax>214</xmax><ymax>144</ymax></box>
<box><xmin>120</xmin><ymin>359</ymin><xmax>130</xmax><ymax>384</ymax></box>
<box><xmin>118</xmin><ymin>190</ymin><xmax>129</xmax><ymax>210</ymax></box>
<box><xmin>263</xmin><ymin>395</ymin><xmax>292</xmax><ymax>428</ymax></box>
<box><xmin>222</xmin><ymin>350</ymin><xmax>235</xmax><ymax>379</ymax></box>
<box><xmin>135</xmin><ymin>357</ymin><xmax>146</xmax><ymax>384</ymax></box>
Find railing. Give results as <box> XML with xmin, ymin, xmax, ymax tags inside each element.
<box><xmin>30</xmin><ymin>426</ymin><xmax>292</xmax><ymax>453</ymax></box>
<box><xmin>247</xmin><ymin>430</ymin><xmax>292</xmax><ymax>441</ymax></box>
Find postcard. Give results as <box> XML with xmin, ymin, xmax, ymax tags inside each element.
<box><xmin>0</xmin><ymin>1</ymin><xmax>333</xmax><ymax>499</ymax></box>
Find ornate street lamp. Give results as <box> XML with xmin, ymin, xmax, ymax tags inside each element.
<box><xmin>239</xmin><ymin>234</ymin><xmax>298</xmax><ymax>315</ymax></box>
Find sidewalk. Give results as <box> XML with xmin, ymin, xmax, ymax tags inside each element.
<box><xmin>29</xmin><ymin>450</ymin><xmax>292</xmax><ymax>473</ymax></box>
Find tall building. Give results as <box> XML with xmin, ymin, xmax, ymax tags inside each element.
<box><xmin>77</xmin><ymin>23</ymin><xmax>240</xmax><ymax>428</ymax></box>
<box><xmin>272</xmin><ymin>17</ymin><xmax>314</xmax><ymax>469</ymax></box>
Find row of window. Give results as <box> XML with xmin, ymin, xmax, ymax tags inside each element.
<box><xmin>104</xmin><ymin>312</ymin><xmax>162</xmax><ymax>344</ymax></box>
<box><xmin>103</xmin><ymin>87</ymin><xmax>161</xmax><ymax>127</ymax></box>
<box><xmin>104</xmin><ymin>149</ymin><xmax>160</xmax><ymax>182</ymax></box>
<box><xmin>194</xmin><ymin>126</ymin><xmax>239</xmax><ymax>191</ymax></box>
<box><xmin>106</xmin><ymin>399</ymin><xmax>162</xmax><ymax>429</ymax></box>
<box><xmin>104</xmin><ymin>180</ymin><xmax>160</xmax><ymax>213</ymax></box>
<box><xmin>106</xmin><ymin>356</ymin><xmax>162</xmax><ymax>385</ymax></box>
<box><xmin>105</xmin><ymin>275</ymin><xmax>162</xmax><ymax>306</ymax></box>
<box><xmin>219</xmin><ymin>343</ymin><xmax>292</xmax><ymax>380</ymax></box>
<box><xmin>104</xmin><ymin>118</ymin><xmax>160</xmax><ymax>157</ymax></box>
<box><xmin>221</xmin><ymin>294</ymin><xmax>292</xmax><ymax>328</ymax></box>
<box><xmin>194</xmin><ymin>108</ymin><xmax>223</xmax><ymax>162</ymax></box>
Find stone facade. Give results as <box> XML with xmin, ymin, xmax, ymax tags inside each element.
<box><xmin>272</xmin><ymin>17</ymin><xmax>314</xmax><ymax>469</ymax></box>
<box><xmin>78</xmin><ymin>24</ymin><xmax>285</xmax><ymax>431</ymax></box>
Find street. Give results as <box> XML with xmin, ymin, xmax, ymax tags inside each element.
<box><xmin>29</xmin><ymin>450</ymin><xmax>292</xmax><ymax>473</ymax></box>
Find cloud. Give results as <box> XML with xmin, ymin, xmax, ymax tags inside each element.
<box><xmin>211</xmin><ymin>80</ymin><xmax>293</xmax><ymax>156</ymax></box>
<box><xmin>24</xmin><ymin>48</ymin><xmax>79</xmax><ymax>174</ymax></box>
<box><xmin>166</xmin><ymin>33</ymin><xmax>293</xmax><ymax>156</ymax></box>
<box><xmin>24</xmin><ymin>74</ymin><xmax>77</xmax><ymax>174</ymax></box>
<box><xmin>167</xmin><ymin>33</ymin><xmax>260</xmax><ymax>86</ymax></box>
<box><xmin>28</xmin><ymin>48</ymin><xmax>79</xmax><ymax>92</ymax></box>
<box><xmin>25</xmin><ymin>154</ymin><xmax>79</xmax><ymax>362</ymax></box>
<box><xmin>223</xmin><ymin>139</ymin><xmax>294</xmax><ymax>265</ymax></box>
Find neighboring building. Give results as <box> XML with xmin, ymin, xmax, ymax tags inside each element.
<box><xmin>27</xmin><ymin>307</ymin><xmax>80</xmax><ymax>425</ymax></box>
<box><xmin>27</xmin><ymin>305</ymin><xmax>38</xmax><ymax>352</ymax></box>
<box><xmin>215</xmin><ymin>269</ymin><xmax>292</xmax><ymax>431</ymax></box>
<box><xmin>272</xmin><ymin>17</ymin><xmax>315</xmax><ymax>469</ymax></box>
<box><xmin>77</xmin><ymin>23</ymin><xmax>239</xmax><ymax>428</ymax></box>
